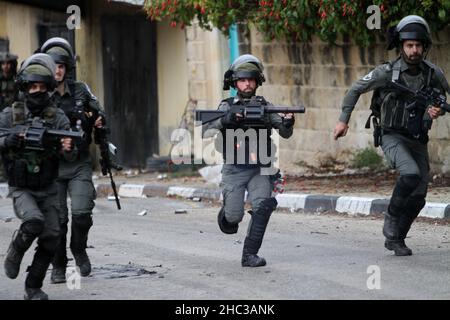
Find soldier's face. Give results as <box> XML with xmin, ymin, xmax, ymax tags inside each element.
<box><xmin>236</xmin><ymin>78</ymin><xmax>257</xmax><ymax>95</ymax></box>
<box><xmin>402</xmin><ymin>40</ymin><xmax>424</xmax><ymax>64</ymax></box>
<box><xmin>28</xmin><ymin>82</ymin><xmax>48</xmax><ymax>94</ymax></box>
<box><xmin>55</xmin><ymin>63</ymin><xmax>66</xmax><ymax>82</ymax></box>
<box><xmin>1</xmin><ymin>61</ymin><xmax>12</xmax><ymax>75</ymax></box>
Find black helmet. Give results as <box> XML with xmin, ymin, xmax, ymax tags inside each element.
<box><xmin>16</xmin><ymin>53</ymin><xmax>57</xmax><ymax>91</ymax></box>
<box><xmin>387</xmin><ymin>15</ymin><xmax>431</xmax><ymax>50</ymax></box>
<box><xmin>0</xmin><ymin>52</ymin><xmax>18</xmax><ymax>63</ymax></box>
<box><xmin>0</xmin><ymin>52</ymin><xmax>18</xmax><ymax>75</ymax></box>
<box><xmin>40</xmin><ymin>37</ymin><xmax>75</xmax><ymax>69</ymax></box>
<box><xmin>223</xmin><ymin>54</ymin><xmax>265</xmax><ymax>90</ymax></box>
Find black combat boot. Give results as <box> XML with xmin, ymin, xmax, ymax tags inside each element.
<box><xmin>241</xmin><ymin>250</ymin><xmax>266</xmax><ymax>267</ymax></box>
<box><xmin>383</xmin><ymin>175</ymin><xmax>421</xmax><ymax>255</ymax></box>
<box><xmin>24</xmin><ymin>287</ymin><xmax>49</xmax><ymax>300</ymax></box>
<box><xmin>72</xmin><ymin>252</ymin><xmax>91</xmax><ymax>277</ymax></box>
<box><xmin>218</xmin><ymin>207</ymin><xmax>238</xmax><ymax>234</ymax></box>
<box><xmin>241</xmin><ymin>198</ymin><xmax>277</xmax><ymax>268</ymax></box>
<box><xmin>51</xmin><ymin>223</ymin><xmax>68</xmax><ymax>284</ymax></box>
<box><xmin>384</xmin><ymin>239</ymin><xmax>412</xmax><ymax>256</ymax></box>
<box><xmin>50</xmin><ymin>267</ymin><xmax>67</xmax><ymax>284</ymax></box>
<box><xmin>382</xmin><ymin>211</ymin><xmax>400</xmax><ymax>241</ymax></box>
<box><xmin>71</xmin><ymin>215</ymin><xmax>93</xmax><ymax>277</ymax></box>
<box><xmin>394</xmin><ymin>196</ymin><xmax>426</xmax><ymax>256</ymax></box>
<box><xmin>4</xmin><ymin>230</ymin><xmax>36</xmax><ymax>279</ymax></box>
<box><xmin>25</xmin><ymin>244</ymin><xmax>54</xmax><ymax>300</ymax></box>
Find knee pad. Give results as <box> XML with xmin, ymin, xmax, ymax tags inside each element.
<box><xmin>255</xmin><ymin>197</ymin><xmax>278</xmax><ymax>216</ymax></box>
<box><xmin>72</xmin><ymin>214</ymin><xmax>93</xmax><ymax>231</ymax></box>
<box><xmin>405</xmin><ymin>196</ymin><xmax>426</xmax><ymax>217</ymax></box>
<box><xmin>398</xmin><ymin>174</ymin><xmax>421</xmax><ymax>193</ymax></box>
<box><xmin>20</xmin><ymin>219</ymin><xmax>45</xmax><ymax>237</ymax></box>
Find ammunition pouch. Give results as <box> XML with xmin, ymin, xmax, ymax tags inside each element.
<box><xmin>6</xmin><ymin>157</ymin><xmax>58</xmax><ymax>190</ymax></box>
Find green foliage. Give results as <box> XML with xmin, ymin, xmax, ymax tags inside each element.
<box><xmin>350</xmin><ymin>147</ymin><xmax>384</xmax><ymax>170</ymax></box>
<box><xmin>143</xmin><ymin>0</ymin><xmax>450</xmax><ymax>46</ymax></box>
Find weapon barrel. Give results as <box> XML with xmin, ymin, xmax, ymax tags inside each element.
<box><xmin>195</xmin><ymin>110</ymin><xmax>227</xmax><ymax>124</ymax></box>
<box><xmin>47</xmin><ymin>129</ymin><xmax>85</xmax><ymax>140</ymax></box>
<box><xmin>265</xmin><ymin>105</ymin><xmax>305</xmax><ymax>113</ymax></box>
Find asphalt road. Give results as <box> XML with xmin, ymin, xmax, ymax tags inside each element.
<box><xmin>0</xmin><ymin>196</ymin><xmax>449</xmax><ymax>300</ymax></box>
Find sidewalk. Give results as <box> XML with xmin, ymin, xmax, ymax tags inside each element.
<box><xmin>93</xmin><ymin>170</ymin><xmax>450</xmax><ymax>220</ymax></box>
<box><xmin>1</xmin><ymin>171</ymin><xmax>449</xmax><ymax>220</ymax></box>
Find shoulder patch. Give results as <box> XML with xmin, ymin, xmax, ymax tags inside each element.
<box><xmin>11</xmin><ymin>102</ymin><xmax>25</xmax><ymax>125</ymax></box>
<box><xmin>42</xmin><ymin>106</ymin><xmax>58</xmax><ymax>123</ymax></box>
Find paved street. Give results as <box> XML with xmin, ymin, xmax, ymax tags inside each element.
<box><xmin>0</xmin><ymin>196</ymin><xmax>449</xmax><ymax>300</ymax></box>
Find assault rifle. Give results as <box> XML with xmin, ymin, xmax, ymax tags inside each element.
<box><xmin>94</xmin><ymin>126</ymin><xmax>122</xmax><ymax>210</ymax></box>
<box><xmin>388</xmin><ymin>80</ymin><xmax>450</xmax><ymax>113</ymax></box>
<box><xmin>0</xmin><ymin>120</ymin><xmax>84</xmax><ymax>151</ymax></box>
<box><xmin>195</xmin><ymin>96</ymin><xmax>305</xmax><ymax>128</ymax></box>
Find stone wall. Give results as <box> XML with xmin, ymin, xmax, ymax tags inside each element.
<box><xmin>242</xmin><ymin>27</ymin><xmax>450</xmax><ymax>174</ymax></box>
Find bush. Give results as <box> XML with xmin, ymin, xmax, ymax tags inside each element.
<box><xmin>350</xmin><ymin>147</ymin><xmax>384</xmax><ymax>170</ymax></box>
<box><xmin>143</xmin><ymin>0</ymin><xmax>450</xmax><ymax>46</ymax></box>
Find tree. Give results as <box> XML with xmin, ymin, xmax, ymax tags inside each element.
<box><xmin>143</xmin><ymin>0</ymin><xmax>450</xmax><ymax>46</ymax></box>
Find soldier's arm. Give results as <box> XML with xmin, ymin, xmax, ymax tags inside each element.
<box><xmin>0</xmin><ymin>109</ymin><xmax>13</xmax><ymax>150</ymax></box>
<box><xmin>80</xmin><ymin>82</ymin><xmax>106</xmax><ymax>126</ymax></box>
<box><xmin>339</xmin><ymin>64</ymin><xmax>391</xmax><ymax>124</ymax></box>
<box><xmin>202</xmin><ymin>101</ymin><xmax>230</xmax><ymax>138</ymax></box>
<box><xmin>55</xmin><ymin>110</ymin><xmax>78</xmax><ymax>161</ymax></box>
<box><xmin>433</xmin><ymin>67</ymin><xmax>450</xmax><ymax>115</ymax></box>
<box><xmin>268</xmin><ymin>106</ymin><xmax>294</xmax><ymax>139</ymax></box>
<box><xmin>81</xmin><ymin>83</ymin><xmax>103</xmax><ymax>111</ymax></box>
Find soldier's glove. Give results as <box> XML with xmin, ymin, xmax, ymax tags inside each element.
<box><xmin>5</xmin><ymin>133</ymin><xmax>21</xmax><ymax>149</ymax></box>
<box><xmin>282</xmin><ymin>116</ymin><xmax>295</xmax><ymax>128</ymax></box>
<box><xmin>221</xmin><ymin>112</ymin><xmax>239</xmax><ymax>127</ymax></box>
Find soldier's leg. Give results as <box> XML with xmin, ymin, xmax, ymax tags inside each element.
<box><xmin>241</xmin><ymin>170</ymin><xmax>277</xmax><ymax>267</ymax></box>
<box><xmin>67</xmin><ymin>164</ymin><xmax>95</xmax><ymax>277</ymax></box>
<box><xmin>25</xmin><ymin>188</ymin><xmax>60</xmax><ymax>300</ymax></box>
<box><xmin>381</xmin><ymin>134</ymin><xmax>422</xmax><ymax>256</ymax></box>
<box><xmin>50</xmin><ymin>179</ymin><xmax>70</xmax><ymax>283</ymax></box>
<box><xmin>218</xmin><ymin>165</ymin><xmax>249</xmax><ymax>234</ymax></box>
<box><xmin>4</xmin><ymin>190</ymin><xmax>44</xmax><ymax>279</ymax></box>
<box><xmin>398</xmin><ymin>143</ymin><xmax>429</xmax><ymax>249</ymax></box>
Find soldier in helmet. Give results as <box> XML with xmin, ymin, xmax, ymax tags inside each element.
<box><xmin>334</xmin><ymin>15</ymin><xmax>450</xmax><ymax>256</ymax></box>
<box><xmin>0</xmin><ymin>51</ymin><xmax>19</xmax><ymax>182</ymax></box>
<box><xmin>39</xmin><ymin>37</ymin><xmax>105</xmax><ymax>283</ymax></box>
<box><xmin>203</xmin><ymin>54</ymin><xmax>295</xmax><ymax>267</ymax></box>
<box><xmin>0</xmin><ymin>51</ymin><xmax>18</xmax><ymax>110</ymax></box>
<box><xmin>1</xmin><ymin>53</ymin><xmax>75</xmax><ymax>299</ymax></box>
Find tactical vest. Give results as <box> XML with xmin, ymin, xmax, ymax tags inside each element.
<box><xmin>367</xmin><ymin>58</ymin><xmax>440</xmax><ymax>142</ymax></box>
<box><xmin>2</xmin><ymin>102</ymin><xmax>59</xmax><ymax>190</ymax></box>
<box><xmin>218</xmin><ymin>97</ymin><xmax>274</xmax><ymax>167</ymax></box>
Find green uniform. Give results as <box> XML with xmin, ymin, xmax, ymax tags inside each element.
<box><xmin>0</xmin><ymin>102</ymin><xmax>74</xmax><ymax>290</ymax></box>
<box><xmin>51</xmin><ymin>80</ymin><xmax>103</xmax><ymax>275</ymax></box>
<box><xmin>338</xmin><ymin>56</ymin><xmax>450</xmax><ymax>251</ymax></box>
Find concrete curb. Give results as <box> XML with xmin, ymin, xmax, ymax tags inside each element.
<box><xmin>2</xmin><ymin>183</ymin><xmax>449</xmax><ymax>219</ymax></box>
<box><xmin>98</xmin><ymin>183</ymin><xmax>450</xmax><ymax>220</ymax></box>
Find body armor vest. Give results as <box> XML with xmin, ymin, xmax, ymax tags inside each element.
<box><xmin>3</xmin><ymin>102</ymin><xmax>59</xmax><ymax>190</ymax></box>
<box><xmin>219</xmin><ymin>97</ymin><xmax>275</xmax><ymax>167</ymax></box>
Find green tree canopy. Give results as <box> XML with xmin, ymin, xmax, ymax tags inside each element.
<box><xmin>143</xmin><ymin>0</ymin><xmax>450</xmax><ymax>46</ymax></box>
